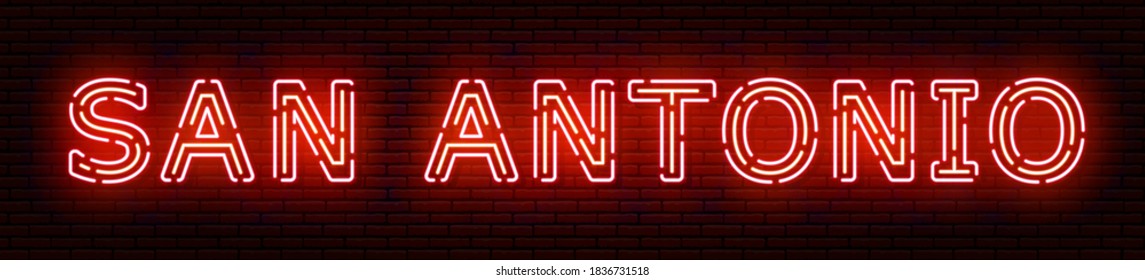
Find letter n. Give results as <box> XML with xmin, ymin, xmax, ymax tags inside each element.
<box><xmin>534</xmin><ymin>79</ymin><xmax>616</xmax><ymax>183</ymax></box>
<box><xmin>833</xmin><ymin>79</ymin><xmax>916</xmax><ymax>183</ymax></box>
<box><xmin>273</xmin><ymin>79</ymin><xmax>356</xmax><ymax>183</ymax></box>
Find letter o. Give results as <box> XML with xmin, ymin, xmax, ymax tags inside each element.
<box><xmin>722</xmin><ymin>78</ymin><xmax>819</xmax><ymax>184</ymax></box>
<box><xmin>989</xmin><ymin>78</ymin><xmax>1086</xmax><ymax>184</ymax></box>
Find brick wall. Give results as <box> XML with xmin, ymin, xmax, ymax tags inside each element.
<box><xmin>2</xmin><ymin>1</ymin><xmax>1143</xmax><ymax>259</ymax></box>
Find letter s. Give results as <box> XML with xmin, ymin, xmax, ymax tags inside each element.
<box><xmin>68</xmin><ymin>78</ymin><xmax>151</xmax><ymax>184</ymax></box>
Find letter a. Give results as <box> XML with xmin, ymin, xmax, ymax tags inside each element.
<box><xmin>424</xmin><ymin>79</ymin><xmax>519</xmax><ymax>183</ymax></box>
<box><xmin>160</xmin><ymin>79</ymin><xmax>255</xmax><ymax>183</ymax></box>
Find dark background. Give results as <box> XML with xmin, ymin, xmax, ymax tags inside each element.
<box><xmin>1</xmin><ymin>0</ymin><xmax>1143</xmax><ymax>259</ymax></box>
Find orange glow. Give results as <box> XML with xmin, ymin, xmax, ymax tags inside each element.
<box><xmin>159</xmin><ymin>79</ymin><xmax>255</xmax><ymax>183</ymax></box>
<box><xmin>534</xmin><ymin>79</ymin><xmax>616</xmax><ymax>183</ymax></box>
<box><xmin>273</xmin><ymin>79</ymin><xmax>356</xmax><ymax>183</ymax></box>
<box><xmin>68</xmin><ymin>78</ymin><xmax>152</xmax><ymax>184</ymax></box>
<box><xmin>424</xmin><ymin>79</ymin><xmax>520</xmax><ymax>183</ymax></box>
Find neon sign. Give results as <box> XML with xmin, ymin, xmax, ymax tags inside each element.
<box><xmin>68</xmin><ymin>77</ymin><xmax>1086</xmax><ymax>185</ymax></box>
<box><xmin>69</xmin><ymin>78</ymin><xmax>356</xmax><ymax>184</ymax></box>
